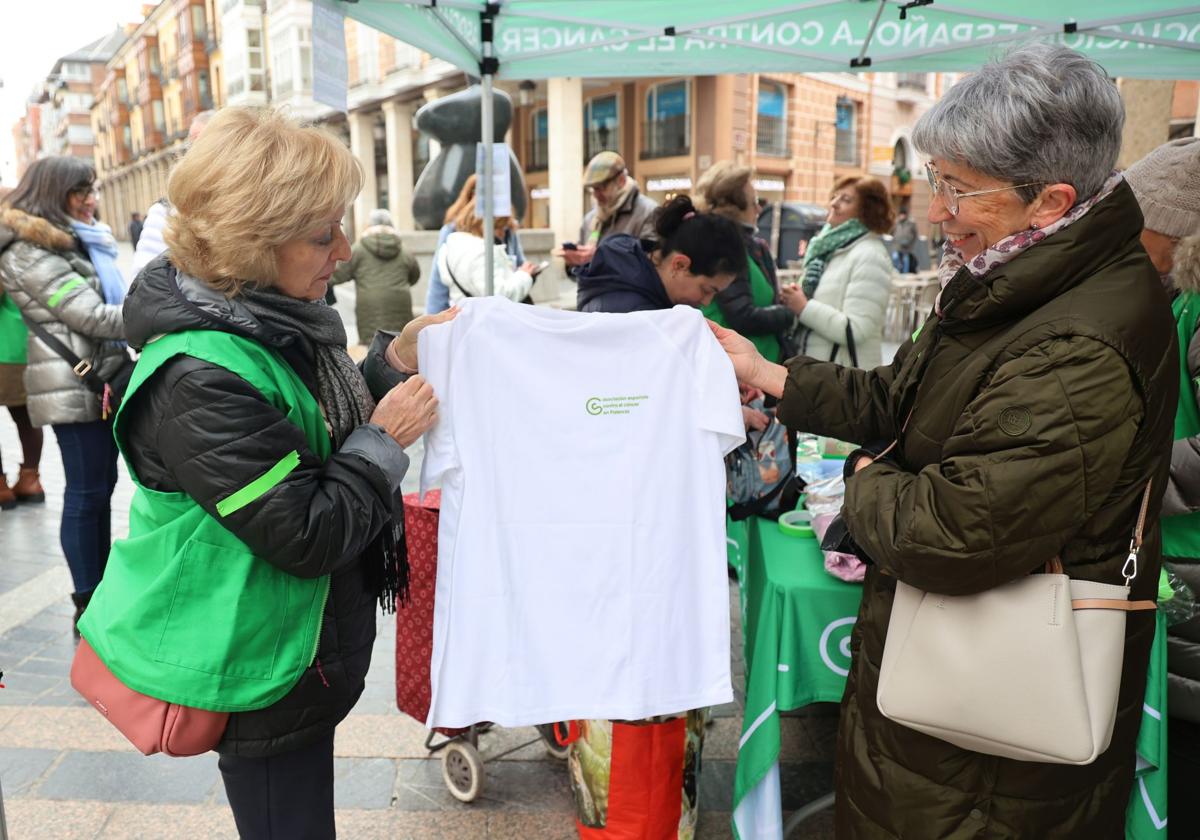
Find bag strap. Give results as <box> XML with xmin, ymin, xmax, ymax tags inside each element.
<box><xmin>22</xmin><ymin>314</ymin><xmax>104</xmax><ymax>392</ymax></box>
<box><xmin>1047</xmin><ymin>480</ymin><xmax>1154</xmax><ymax>587</ymax></box>
<box><xmin>1072</xmin><ymin>598</ymin><xmax>1157</xmax><ymax>611</ymax></box>
<box><xmin>444</xmin><ymin>258</ymin><xmax>473</xmax><ymax>299</ymax></box>
<box><xmin>1121</xmin><ymin>481</ymin><xmax>1155</xmax><ymax>586</ymax></box>
<box><xmin>826</xmin><ymin>323</ymin><xmax>859</xmax><ymax>368</ymax></box>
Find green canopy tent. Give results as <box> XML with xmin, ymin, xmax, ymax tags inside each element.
<box><xmin>326</xmin><ymin>2</ymin><xmax>1195</xmax><ymax>837</ymax></box>
<box><xmin>332</xmin><ymin>0</ymin><xmax>1200</xmax><ymax>292</ymax></box>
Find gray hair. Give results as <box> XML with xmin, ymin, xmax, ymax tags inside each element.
<box><xmin>368</xmin><ymin>208</ymin><xmax>393</xmax><ymax>227</ymax></box>
<box><xmin>912</xmin><ymin>42</ymin><xmax>1123</xmax><ymax>204</ymax></box>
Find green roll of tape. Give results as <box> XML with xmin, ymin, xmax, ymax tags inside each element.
<box><xmin>778</xmin><ymin>509</ymin><xmax>814</xmax><ymax>538</ymax></box>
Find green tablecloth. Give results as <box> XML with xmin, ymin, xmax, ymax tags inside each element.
<box><xmin>731</xmin><ymin>516</ymin><xmax>862</xmax><ymax>839</ymax></box>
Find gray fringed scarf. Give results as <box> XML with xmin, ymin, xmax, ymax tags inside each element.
<box><xmin>239</xmin><ymin>286</ymin><xmax>407</xmax><ymax>610</ymax></box>
<box><xmin>240</xmin><ymin>287</ymin><xmax>375</xmax><ymax>448</ymax></box>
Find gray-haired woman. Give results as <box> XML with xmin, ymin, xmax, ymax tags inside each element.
<box><xmin>711</xmin><ymin>43</ymin><xmax>1177</xmax><ymax>837</ymax></box>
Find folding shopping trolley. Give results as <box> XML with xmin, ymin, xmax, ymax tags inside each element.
<box><xmin>395</xmin><ymin>490</ymin><xmax>569</xmax><ymax>802</ymax></box>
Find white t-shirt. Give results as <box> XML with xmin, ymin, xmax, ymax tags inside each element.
<box><xmin>418</xmin><ymin>296</ymin><xmax>744</xmax><ymax>728</ymax></box>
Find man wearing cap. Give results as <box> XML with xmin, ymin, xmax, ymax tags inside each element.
<box><xmin>1126</xmin><ymin>136</ymin><xmax>1200</xmax><ymax>837</ymax></box>
<box><xmin>560</xmin><ymin>151</ymin><xmax>658</xmax><ymax>269</ymax></box>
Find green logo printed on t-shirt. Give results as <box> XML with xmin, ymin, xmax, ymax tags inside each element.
<box><xmin>585</xmin><ymin>395</ymin><xmax>650</xmax><ymax>417</ymax></box>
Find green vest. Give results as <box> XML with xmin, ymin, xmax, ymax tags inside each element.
<box><xmin>78</xmin><ymin>329</ymin><xmax>332</xmax><ymax>712</ymax></box>
<box><xmin>1162</xmin><ymin>290</ymin><xmax>1200</xmax><ymax>558</ymax></box>
<box><xmin>0</xmin><ymin>292</ymin><xmax>27</xmax><ymax>364</ymax></box>
<box><xmin>702</xmin><ymin>247</ymin><xmax>782</xmax><ymax>363</ymax></box>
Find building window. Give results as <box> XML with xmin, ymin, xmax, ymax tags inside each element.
<box><xmin>246</xmin><ymin>26</ymin><xmax>266</xmax><ymax>93</ymax></box>
<box><xmin>198</xmin><ymin>70</ymin><xmax>212</xmax><ymax>108</ymax></box>
<box><xmin>896</xmin><ymin>72</ymin><xmax>927</xmax><ymax>92</ymax></box>
<box><xmin>272</xmin><ymin>34</ymin><xmax>294</xmax><ymax>97</ymax></box>
<box><xmin>152</xmin><ymin>100</ymin><xmax>165</xmax><ymax>133</ymax></box>
<box><xmin>67</xmin><ymin>124</ymin><xmax>93</xmax><ymax>146</ymax></box>
<box><xmin>192</xmin><ymin>6</ymin><xmax>208</xmax><ymax>41</ymax></box>
<box><xmin>835</xmin><ymin>98</ymin><xmax>859</xmax><ymax>166</ymax></box>
<box><xmin>122</xmin><ymin>125</ymin><xmax>132</xmax><ymax>153</ymax></box>
<box><xmin>61</xmin><ymin>62</ymin><xmax>90</xmax><ymax>81</ymax></box>
<box><xmin>356</xmin><ymin>27</ymin><xmax>379</xmax><ymax>84</ymax></box>
<box><xmin>117</xmin><ymin>78</ymin><xmax>128</xmax><ymax>104</ymax></box>
<box><xmin>756</xmin><ymin>80</ymin><xmax>788</xmax><ymax>157</ymax></box>
<box><xmin>642</xmin><ymin>80</ymin><xmax>689</xmax><ymax>159</ymax></box>
<box><xmin>584</xmin><ymin>94</ymin><xmax>619</xmax><ymax>161</ymax></box>
<box><xmin>530</xmin><ymin>108</ymin><xmax>548</xmax><ymax>170</ymax></box>
<box><xmin>299</xmin><ymin>27</ymin><xmax>313</xmax><ymax>92</ymax></box>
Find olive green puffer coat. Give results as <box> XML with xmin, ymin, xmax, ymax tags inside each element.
<box><xmin>777</xmin><ymin>180</ymin><xmax>1178</xmax><ymax>839</ymax></box>
<box><xmin>330</xmin><ymin>225</ymin><xmax>419</xmax><ymax>343</ymax></box>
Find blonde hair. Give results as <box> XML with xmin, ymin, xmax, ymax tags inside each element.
<box><xmin>694</xmin><ymin>161</ymin><xmax>753</xmax><ymax>222</ymax></box>
<box><xmin>448</xmin><ymin>182</ymin><xmax>508</xmax><ymax>236</ymax></box>
<box><xmin>443</xmin><ymin>174</ymin><xmax>477</xmax><ymax>225</ymax></box>
<box><xmin>166</xmin><ymin>107</ymin><xmax>362</xmax><ymax>294</ymax></box>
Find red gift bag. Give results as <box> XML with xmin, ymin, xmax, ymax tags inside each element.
<box><xmin>395</xmin><ymin>490</ymin><xmax>447</xmax><ymax>727</ymax></box>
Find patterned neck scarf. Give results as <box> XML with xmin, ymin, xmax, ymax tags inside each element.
<box><xmin>935</xmin><ymin>172</ymin><xmax>1124</xmax><ymax>314</ymax></box>
<box><xmin>801</xmin><ymin>218</ymin><xmax>869</xmax><ymax>297</ymax></box>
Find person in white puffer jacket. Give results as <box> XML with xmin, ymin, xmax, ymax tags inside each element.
<box><xmin>436</xmin><ymin>201</ymin><xmax>536</xmax><ymax>304</ymax></box>
<box><xmin>782</xmin><ymin>175</ymin><xmax>896</xmax><ymax>369</ymax></box>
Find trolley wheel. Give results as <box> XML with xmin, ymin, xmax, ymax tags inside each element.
<box><xmin>442</xmin><ymin>741</ymin><xmax>485</xmax><ymax>802</ymax></box>
<box><xmin>536</xmin><ymin>723</ymin><xmax>571</xmax><ymax>760</ymax></box>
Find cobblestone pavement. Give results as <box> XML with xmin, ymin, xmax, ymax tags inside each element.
<box><xmin>0</xmin><ymin>243</ymin><xmax>836</xmax><ymax>838</ymax></box>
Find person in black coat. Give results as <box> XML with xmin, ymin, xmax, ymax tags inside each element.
<box><xmin>127</xmin><ymin>212</ymin><xmax>143</xmax><ymax>250</ymax></box>
<box><xmin>116</xmin><ymin>107</ymin><xmax>451</xmax><ymax>840</ymax></box>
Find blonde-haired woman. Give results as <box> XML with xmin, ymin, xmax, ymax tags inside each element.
<box><xmin>437</xmin><ymin>195</ymin><xmax>538</xmax><ymax>304</ymax></box>
<box><xmin>695</xmin><ymin>161</ymin><xmax>800</xmax><ymax>363</ymax></box>
<box><xmin>427</xmin><ymin>174</ymin><xmax>527</xmax><ymax>313</ymax></box>
<box><xmin>79</xmin><ymin>107</ymin><xmax>452</xmax><ymax>838</ymax></box>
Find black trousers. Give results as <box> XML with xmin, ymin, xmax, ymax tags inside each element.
<box><xmin>1170</xmin><ymin>715</ymin><xmax>1200</xmax><ymax>839</ymax></box>
<box><xmin>218</xmin><ymin>731</ymin><xmax>336</xmax><ymax>839</ymax></box>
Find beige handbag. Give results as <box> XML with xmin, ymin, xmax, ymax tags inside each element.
<box><xmin>875</xmin><ymin>483</ymin><xmax>1157</xmax><ymax>765</ymax></box>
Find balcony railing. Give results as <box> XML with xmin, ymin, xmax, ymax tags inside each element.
<box><xmin>641</xmin><ymin>118</ymin><xmax>690</xmax><ymax>160</ymax></box>
<box><xmin>756</xmin><ymin>115</ymin><xmax>788</xmax><ymax>157</ymax></box>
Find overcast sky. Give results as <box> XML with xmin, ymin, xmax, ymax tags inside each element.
<box><xmin>0</xmin><ymin>0</ymin><xmax>149</xmax><ymax>187</ymax></box>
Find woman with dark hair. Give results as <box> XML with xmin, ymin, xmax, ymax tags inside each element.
<box><xmin>0</xmin><ymin>156</ymin><xmax>126</xmax><ymax>629</ymax></box>
<box><xmin>782</xmin><ymin>175</ymin><xmax>895</xmax><ymax>368</ymax></box>
<box><xmin>569</xmin><ymin>193</ymin><xmax>744</xmax><ymax>836</ymax></box>
<box><xmin>576</xmin><ymin>194</ymin><xmax>746</xmax><ymax>313</ymax></box>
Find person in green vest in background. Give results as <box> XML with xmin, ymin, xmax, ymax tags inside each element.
<box><xmin>1127</xmin><ymin>137</ymin><xmax>1200</xmax><ymax>838</ymax></box>
<box><xmin>79</xmin><ymin>107</ymin><xmax>452</xmax><ymax>840</ymax></box>
<box><xmin>0</xmin><ymin>286</ymin><xmax>44</xmax><ymax>509</ymax></box>
<box><xmin>695</xmin><ymin>161</ymin><xmax>803</xmax><ymax>370</ymax></box>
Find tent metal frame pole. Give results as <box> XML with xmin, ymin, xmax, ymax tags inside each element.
<box><xmin>409</xmin><ymin>0</ymin><xmax>485</xmax><ymax>12</ymax></box>
<box><xmin>853</xmin><ymin>0</ymin><xmax>889</xmax><ymax>67</ymax></box>
<box><xmin>481</xmin><ymin>3</ymin><xmax>498</xmax><ymax>297</ymax></box>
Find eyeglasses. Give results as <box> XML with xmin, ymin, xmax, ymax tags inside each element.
<box><xmin>925</xmin><ymin>162</ymin><xmax>1042</xmax><ymax>217</ymax></box>
<box><xmin>72</xmin><ymin>187</ymin><xmax>99</xmax><ymax>199</ymax></box>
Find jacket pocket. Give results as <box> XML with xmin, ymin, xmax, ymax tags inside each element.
<box><xmin>154</xmin><ymin>539</ymin><xmax>286</xmax><ymax>680</ymax></box>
